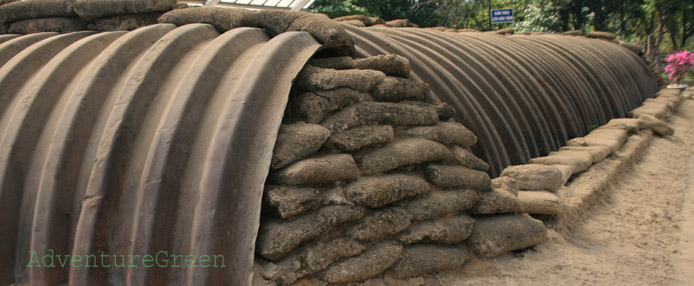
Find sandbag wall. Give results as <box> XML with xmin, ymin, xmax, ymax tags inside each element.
<box><xmin>0</xmin><ymin>0</ymin><xmax>181</xmax><ymax>34</ymax></box>
<box><xmin>254</xmin><ymin>55</ymin><xmax>547</xmax><ymax>285</ymax></box>
<box><xmin>344</xmin><ymin>25</ymin><xmax>659</xmax><ymax>175</ymax></box>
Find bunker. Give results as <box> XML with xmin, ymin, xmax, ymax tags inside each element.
<box><xmin>0</xmin><ymin>1</ymin><xmax>664</xmax><ymax>285</ymax></box>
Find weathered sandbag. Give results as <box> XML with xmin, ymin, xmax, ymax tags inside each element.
<box><xmin>548</xmin><ymin>150</ymin><xmax>595</xmax><ymax>164</ymax></box>
<box><xmin>657</xmin><ymin>93</ymin><xmax>684</xmax><ymax>107</ymax></box>
<box><xmin>493</xmin><ymin>27</ymin><xmax>514</xmax><ymax>35</ymax></box>
<box><xmin>257</xmin><ymin>205</ymin><xmax>366</xmax><ymax>261</ymax></box>
<box><xmin>370</xmin><ymin>76</ymin><xmax>428</xmax><ymax>101</ymax></box>
<box><xmin>385</xmin><ymin>19</ymin><xmax>412</xmax><ymax>27</ymax></box>
<box><xmin>88</xmin><ymin>13</ymin><xmax>162</xmax><ymax>32</ymax></box>
<box><xmin>449</xmin><ymin>145</ymin><xmax>489</xmax><ymax>171</ymax></box>
<box><xmin>75</xmin><ymin>0</ymin><xmax>176</xmax><ymax>21</ymax></box>
<box><xmin>321</xmin><ymin>102</ymin><xmax>439</xmax><ymax>132</ymax></box>
<box><xmin>528</xmin><ymin>154</ymin><xmax>592</xmax><ymax>174</ymax></box>
<box><xmin>490</xmin><ymin>176</ymin><xmax>519</xmax><ymax>196</ymax></box>
<box><xmin>401</xmin><ymin>121</ymin><xmax>477</xmax><ymax>147</ymax></box>
<box><xmin>271</xmin><ymin>123</ymin><xmax>331</xmax><ymax>169</ymax></box>
<box><xmin>402</xmin><ymin>100</ymin><xmax>457</xmax><ymax>120</ymax></box>
<box><xmin>600</xmin><ymin>118</ymin><xmax>647</xmax><ymax>133</ymax></box>
<box><xmin>341</xmin><ymin>19</ymin><xmax>365</xmax><ymax>27</ymax></box>
<box><xmin>550</xmin><ymin>164</ymin><xmax>575</xmax><ymax>185</ymax></box>
<box><xmin>405</xmin><ymin>190</ymin><xmax>479</xmax><ymax>222</ymax></box>
<box><xmin>308</xmin><ymin>56</ymin><xmax>355</xmax><ymax>69</ymax></box>
<box><xmin>470</xmin><ymin>187</ymin><xmax>522</xmax><ymax>215</ymax></box>
<box><xmin>568</xmin><ymin>128</ymin><xmax>628</xmax><ymax>152</ymax></box>
<box><xmin>518</xmin><ymin>190</ymin><xmax>562</xmax><ymax>215</ymax></box>
<box><xmin>638</xmin><ymin>114</ymin><xmax>675</xmax><ymax>136</ymax></box>
<box><xmin>559</xmin><ymin>145</ymin><xmax>612</xmax><ymax>163</ymax></box>
<box><xmin>348</xmin><ymin>208</ymin><xmax>412</xmax><ymax>241</ymax></box>
<box><xmin>629</xmin><ymin>101</ymin><xmax>671</xmax><ymax>119</ymax></box>
<box><xmin>386</xmin><ymin>245</ymin><xmax>468</xmax><ymax>279</ymax></box>
<box><xmin>344</xmin><ymin>174</ymin><xmax>434</xmax><ymax>208</ymax></box>
<box><xmin>265</xmin><ymin>186</ymin><xmax>324</xmax><ymax>219</ymax></box>
<box><xmin>365</xmin><ymin>17</ymin><xmax>385</xmax><ymax>26</ymax></box>
<box><xmin>357</xmin><ymin>138</ymin><xmax>454</xmax><ymax>175</ymax></box>
<box><xmin>0</xmin><ymin>0</ymin><xmax>75</xmax><ymax>23</ymax></box>
<box><xmin>271</xmin><ymin>154</ymin><xmax>360</xmax><ymax>185</ymax></box>
<box><xmin>296</xmin><ymin>65</ymin><xmax>385</xmax><ymax>92</ymax></box>
<box><xmin>645</xmin><ymin>97</ymin><xmax>677</xmax><ymax>112</ymax></box>
<box><xmin>587</xmin><ymin>31</ymin><xmax>616</xmax><ymax>40</ymax></box>
<box><xmin>8</xmin><ymin>17</ymin><xmax>87</xmax><ymax>34</ymax></box>
<box><xmin>263</xmin><ymin>237</ymin><xmax>366</xmax><ymax>285</ymax></box>
<box><xmin>397</xmin><ymin>215</ymin><xmax>475</xmax><ymax>245</ymax></box>
<box><xmin>424</xmin><ymin>165</ymin><xmax>491</xmax><ymax>190</ymax></box>
<box><xmin>354</xmin><ymin>54</ymin><xmax>411</xmax><ymax>78</ymax></box>
<box><xmin>499</xmin><ymin>164</ymin><xmax>564</xmax><ymax>192</ymax></box>
<box><xmin>323</xmin><ymin>242</ymin><xmax>403</xmax><ymax>284</ymax></box>
<box><xmin>289</xmin><ymin>88</ymin><xmax>364</xmax><ymax>124</ymax></box>
<box><xmin>466</xmin><ymin>214</ymin><xmax>547</xmax><ymax>258</ymax></box>
<box><xmin>333</xmin><ymin>14</ymin><xmax>369</xmax><ymax>23</ymax></box>
<box><xmin>158</xmin><ymin>7</ymin><xmax>257</xmax><ymax>32</ymax></box>
<box><xmin>328</xmin><ymin>125</ymin><xmax>394</xmax><ymax>152</ymax></box>
<box><xmin>279</xmin><ymin>10</ymin><xmax>354</xmax><ymax>50</ymax></box>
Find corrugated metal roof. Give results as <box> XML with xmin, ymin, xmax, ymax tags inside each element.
<box><xmin>344</xmin><ymin>26</ymin><xmax>658</xmax><ymax>175</ymax></box>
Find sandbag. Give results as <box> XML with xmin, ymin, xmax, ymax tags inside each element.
<box><xmin>75</xmin><ymin>0</ymin><xmax>176</xmax><ymax>20</ymax></box>
<box><xmin>0</xmin><ymin>0</ymin><xmax>75</xmax><ymax>23</ymax></box>
<box><xmin>88</xmin><ymin>13</ymin><xmax>162</xmax><ymax>32</ymax></box>
<box><xmin>8</xmin><ymin>17</ymin><xmax>87</xmax><ymax>34</ymax></box>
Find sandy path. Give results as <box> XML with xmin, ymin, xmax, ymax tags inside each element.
<box><xmin>438</xmin><ymin>100</ymin><xmax>694</xmax><ymax>286</ymax></box>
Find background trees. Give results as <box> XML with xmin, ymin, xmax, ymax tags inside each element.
<box><xmin>309</xmin><ymin>0</ymin><xmax>694</xmax><ymax>53</ymax></box>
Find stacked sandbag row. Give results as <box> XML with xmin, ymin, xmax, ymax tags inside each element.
<box><xmin>498</xmin><ymin>87</ymin><xmax>684</xmax><ymax>217</ymax></box>
<box><xmin>254</xmin><ymin>54</ymin><xmax>547</xmax><ymax>285</ymax></box>
<box><xmin>0</xmin><ymin>0</ymin><xmax>183</xmax><ymax>34</ymax></box>
<box><xmin>628</xmin><ymin>87</ymin><xmax>684</xmax><ymax>135</ymax></box>
<box><xmin>332</xmin><ymin>14</ymin><xmax>419</xmax><ymax>29</ymax></box>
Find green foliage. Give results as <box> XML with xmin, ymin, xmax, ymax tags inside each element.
<box><xmin>309</xmin><ymin>0</ymin><xmax>694</xmax><ymax>53</ymax></box>
<box><xmin>309</xmin><ymin>0</ymin><xmax>372</xmax><ymax>18</ymax></box>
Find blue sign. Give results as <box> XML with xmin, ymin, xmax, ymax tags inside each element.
<box><xmin>491</xmin><ymin>8</ymin><xmax>514</xmax><ymax>24</ymax></box>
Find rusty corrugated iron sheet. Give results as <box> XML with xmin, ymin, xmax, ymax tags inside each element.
<box><xmin>343</xmin><ymin>26</ymin><xmax>658</xmax><ymax>175</ymax></box>
<box><xmin>0</xmin><ymin>24</ymin><xmax>320</xmax><ymax>286</ymax></box>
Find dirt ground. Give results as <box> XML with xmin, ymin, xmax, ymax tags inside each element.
<box><xmin>436</xmin><ymin>99</ymin><xmax>694</xmax><ymax>286</ymax></box>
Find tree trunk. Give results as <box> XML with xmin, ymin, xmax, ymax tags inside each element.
<box><xmin>647</xmin><ymin>34</ymin><xmax>656</xmax><ymax>63</ymax></box>
<box><xmin>487</xmin><ymin>0</ymin><xmax>492</xmax><ymax>30</ymax></box>
<box><xmin>655</xmin><ymin>12</ymin><xmax>664</xmax><ymax>52</ymax></box>
<box><xmin>681</xmin><ymin>15</ymin><xmax>689</xmax><ymax>50</ymax></box>
<box><xmin>619</xmin><ymin>0</ymin><xmax>626</xmax><ymax>39</ymax></box>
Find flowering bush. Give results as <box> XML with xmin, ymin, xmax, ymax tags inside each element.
<box><xmin>664</xmin><ymin>50</ymin><xmax>694</xmax><ymax>85</ymax></box>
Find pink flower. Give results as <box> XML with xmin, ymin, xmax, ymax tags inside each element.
<box><xmin>664</xmin><ymin>50</ymin><xmax>694</xmax><ymax>83</ymax></box>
